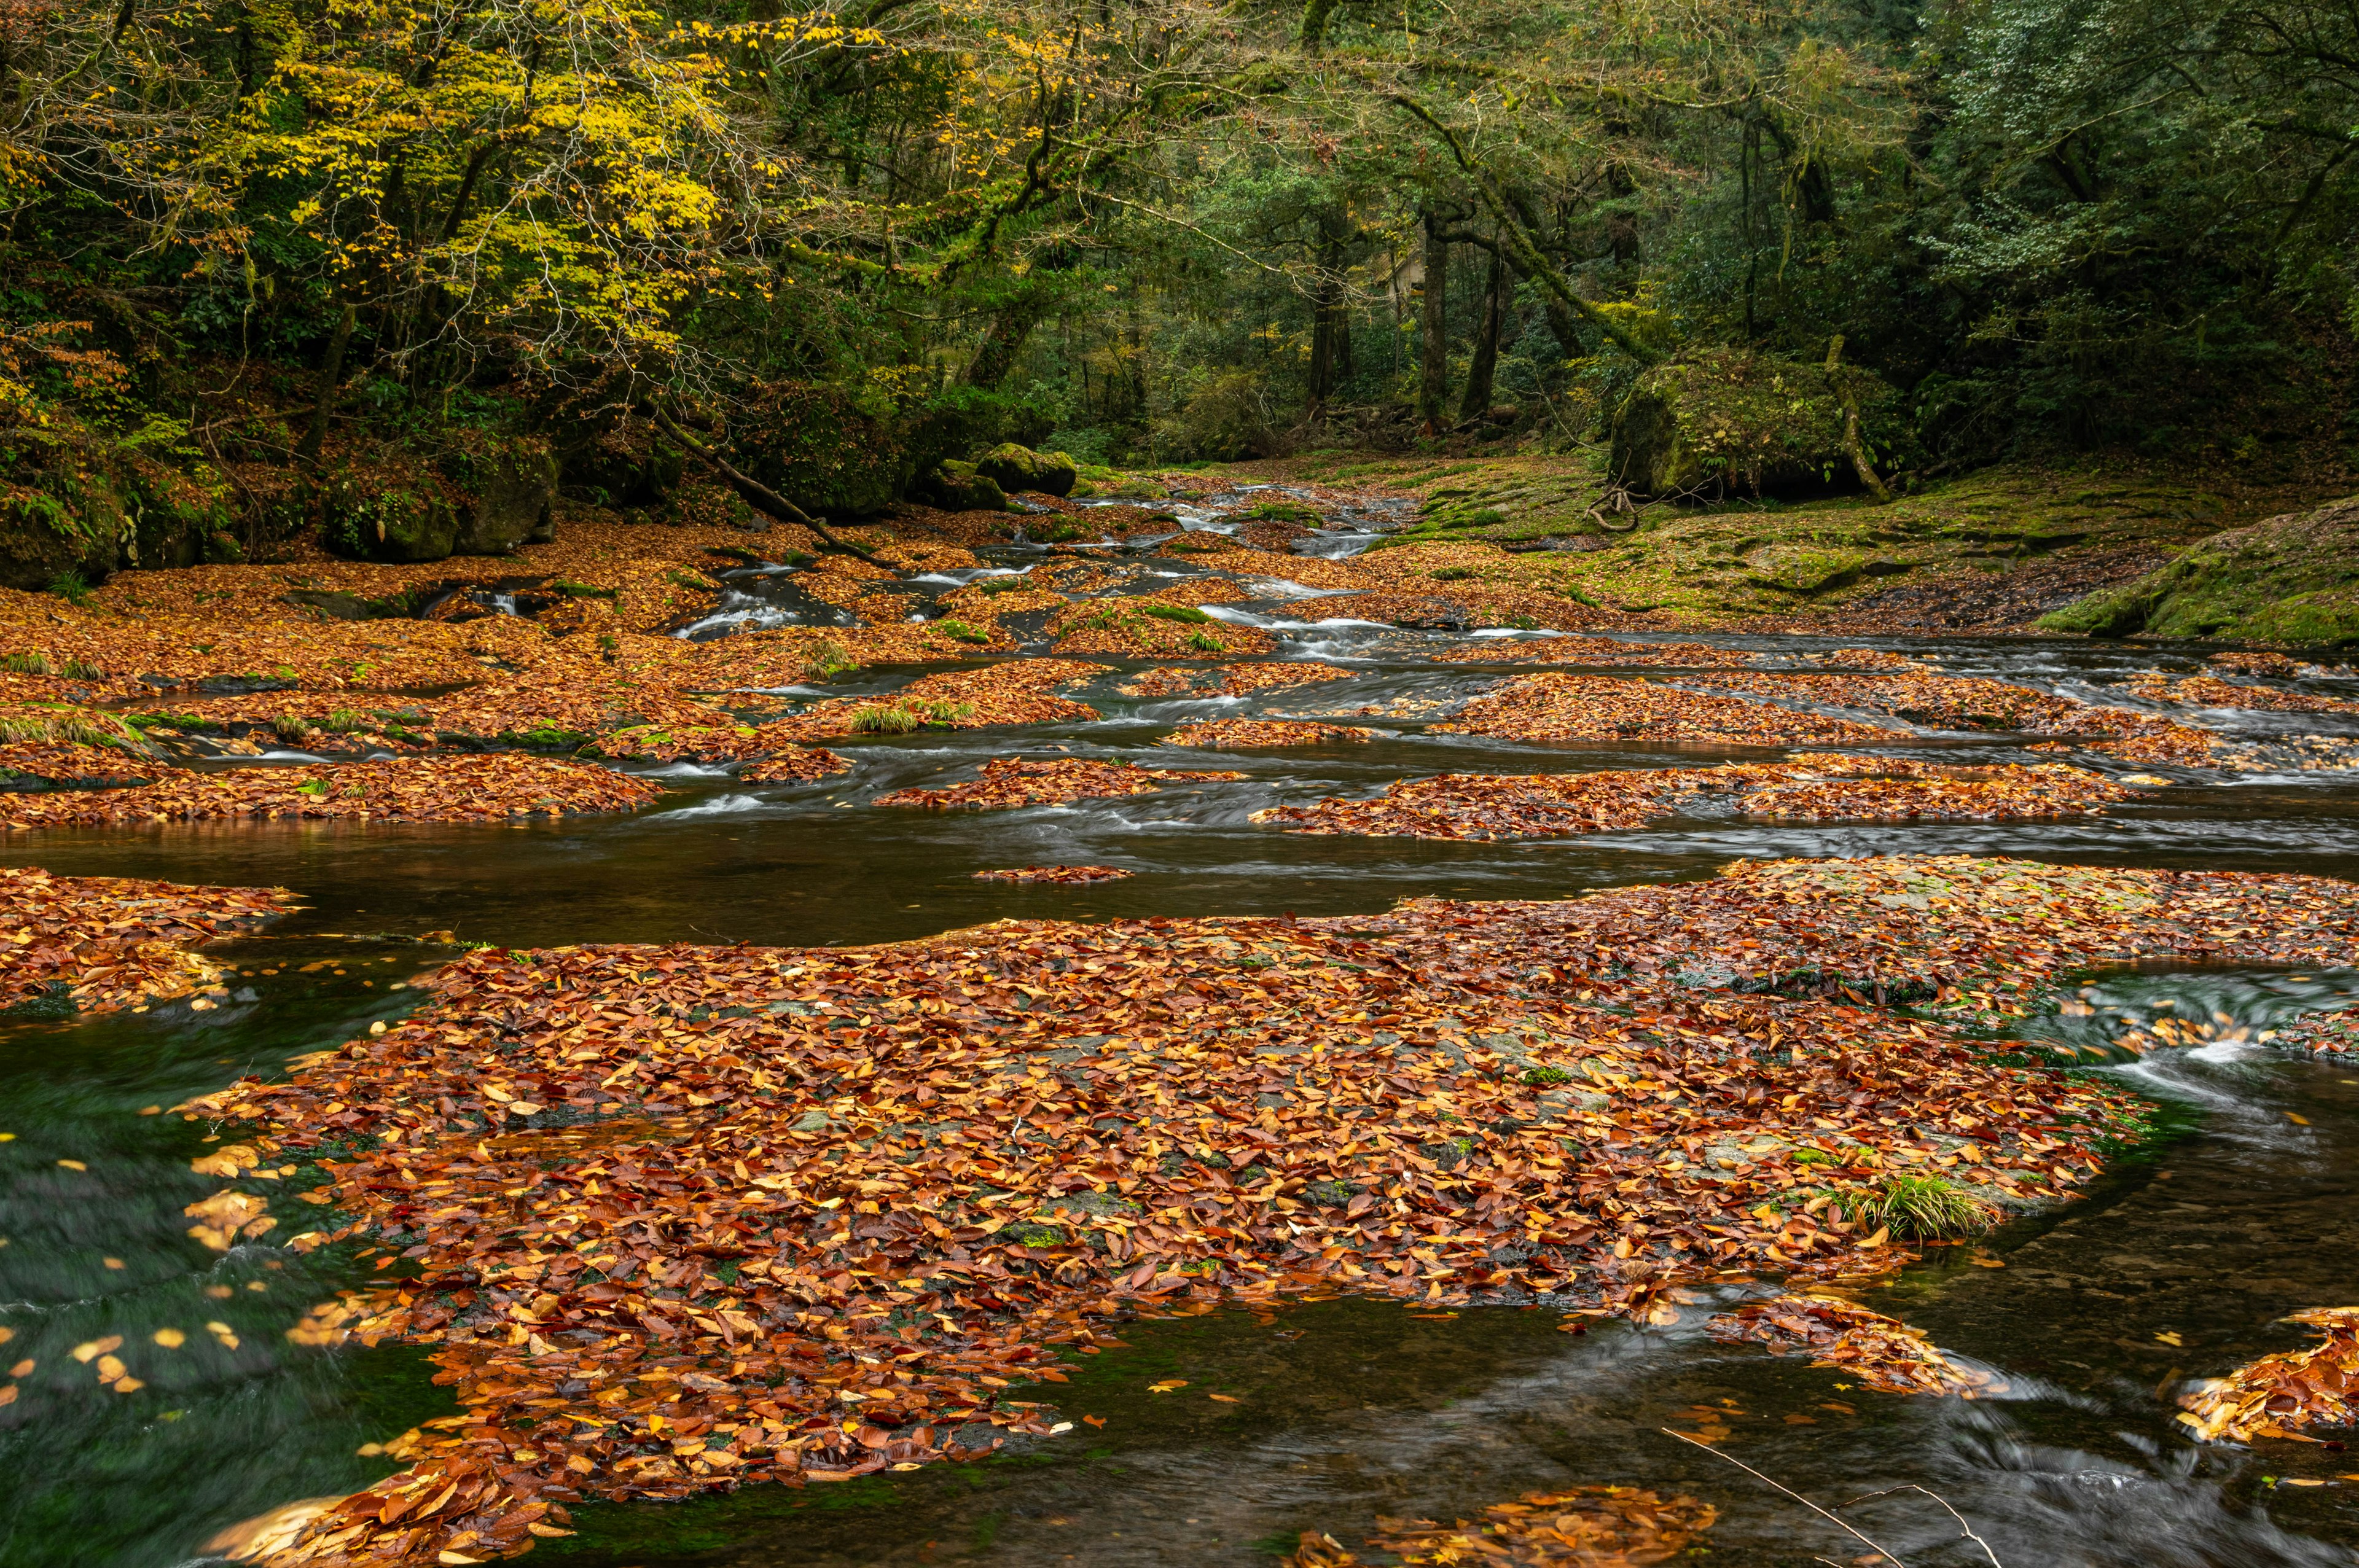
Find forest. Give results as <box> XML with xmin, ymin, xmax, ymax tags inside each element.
<box><xmin>6</xmin><ymin>0</ymin><xmax>2358</xmax><ymax>572</ymax></box>
<box><xmin>15</xmin><ymin>6</ymin><xmax>2359</xmax><ymax>1568</ymax></box>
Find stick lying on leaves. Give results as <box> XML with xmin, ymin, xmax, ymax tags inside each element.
<box><xmin>649</xmin><ymin>403</ymin><xmax>886</xmax><ymax>566</ymax></box>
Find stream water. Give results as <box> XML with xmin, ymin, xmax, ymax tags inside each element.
<box><xmin>11</xmin><ymin>504</ymin><xmax>2359</xmax><ymax>1566</ymax></box>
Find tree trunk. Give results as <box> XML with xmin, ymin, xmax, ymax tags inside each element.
<box><xmin>1307</xmin><ymin>227</ymin><xmax>1347</xmax><ymax>413</ymax></box>
<box><xmin>1418</xmin><ymin>209</ymin><xmax>1449</xmax><ymax>433</ymax></box>
<box><xmin>962</xmin><ymin>303</ymin><xmax>1041</xmax><ymax>390</ymax></box>
<box><xmin>295</xmin><ymin>303</ymin><xmax>356</xmax><ymax>462</ymax></box>
<box><xmin>1458</xmin><ymin>244</ymin><xmax>1504</xmax><ymax>423</ymax></box>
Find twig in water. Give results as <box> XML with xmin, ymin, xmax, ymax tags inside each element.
<box><xmin>1842</xmin><ymin>1486</ymin><xmax>2005</xmax><ymax>1568</ymax></box>
<box><xmin>1660</xmin><ymin>1427</ymin><xmax>1911</xmax><ymax>1566</ymax></box>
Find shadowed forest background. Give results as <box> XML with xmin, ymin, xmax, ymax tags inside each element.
<box><xmin>3</xmin><ymin>0</ymin><xmax>2358</xmax><ymax>603</ymax></box>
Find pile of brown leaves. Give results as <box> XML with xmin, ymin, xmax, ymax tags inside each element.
<box><xmin>1285</xmin><ymin>1485</ymin><xmax>1718</xmax><ymax>1567</ymax></box>
<box><xmin>1116</xmin><ymin>662</ymin><xmax>1350</xmax><ymax>700</ymax></box>
<box><xmin>1047</xmin><ymin>601</ymin><xmax>1273</xmax><ymax>658</ymax></box>
<box><xmin>1434</xmin><ymin>675</ymin><xmax>1898</xmax><ymax>746</ymax></box>
<box><xmin>1</xmin><ymin>756</ymin><xmax>663</xmax><ymax>830</ymax></box>
<box><xmin>1252</xmin><ymin>766</ymin><xmax>1782</xmax><ymax>841</ymax></box>
<box><xmin>1707</xmin><ymin>1294</ymin><xmax>2006</xmax><ymax>1397</ymax></box>
<box><xmin>737</xmin><ymin>746</ymin><xmax>855</xmax><ymax>785</ymax></box>
<box><xmin>2177</xmin><ymin>1308</ymin><xmax>2359</xmax><ymax>1442</ymax></box>
<box><xmin>2124</xmin><ymin>673</ymin><xmax>2359</xmax><ymax>717</ymax></box>
<box><xmin>877</xmin><ymin>757</ymin><xmax>1246</xmax><ymax>810</ymax></box>
<box><xmin>1163</xmin><ymin>720</ymin><xmax>1375</xmax><ymax>750</ymax></box>
<box><xmin>766</xmin><ymin>661</ymin><xmax>1108</xmax><ymax>743</ymax></box>
<box><xmin>1431</xmin><ymin>636</ymin><xmax>1731</xmax><ymax>667</ymax></box>
<box><xmin>0</xmin><ymin>864</ymin><xmax>290</xmax><ymax>1012</ymax></box>
<box><xmin>1683</xmin><ymin>671</ymin><xmax>2226</xmax><ymax>762</ymax></box>
<box><xmin>0</xmin><ymin>742</ymin><xmax>160</xmax><ymax>785</ymax></box>
<box><xmin>970</xmin><ymin>865</ymin><xmax>1134</xmax><ymax>884</ymax></box>
<box><xmin>1736</xmin><ymin>763</ymin><xmax>2129</xmax><ymax>822</ymax></box>
<box><xmin>166</xmin><ymin>851</ymin><xmax>2329</xmax><ymax>1566</ymax></box>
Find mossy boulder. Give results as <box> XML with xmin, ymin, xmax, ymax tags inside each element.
<box><xmin>2040</xmin><ymin>496</ymin><xmax>2359</xmax><ymax>646</ymax></box>
<box><xmin>321</xmin><ymin>435</ymin><xmax>555</xmax><ymax>562</ymax></box>
<box><xmin>0</xmin><ymin>469</ymin><xmax>129</xmax><ymax>591</ymax></box>
<box><xmin>973</xmin><ymin>443</ymin><xmax>1078</xmax><ymax>499</ymax></box>
<box><xmin>1611</xmin><ymin>348</ymin><xmax>1898</xmax><ymax>499</ymax></box>
<box><xmin>563</xmin><ymin>421</ymin><xmax>684</xmax><ymax>509</ymax></box>
<box><xmin>322</xmin><ymin>461</ymin><xmax>459</xmax><ymax>562</ymax></box>
<box><xmin>913</xmin><ymin>461</ymin><xmax>1008</xmax><ymax>513</ymax></box>
<box><xmin>727</xmin><ymin>381</ymin><xmax>909</xmax><ymax>518</ymax></box>
<box><xmin>440</xmin><ymin>433</ymin><xmax>557</xmax><ymax>553</ymax></box>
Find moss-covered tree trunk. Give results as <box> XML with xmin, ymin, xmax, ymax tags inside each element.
<box><xmin>1418</xmin><ymin>208</ymin><xmax>1449</xmax><ymax>433</ymax></box>
<box><xmin>1458</xmin><ymin>244</ymin><xmax>1505</xmax><ymax>422</ymax></box>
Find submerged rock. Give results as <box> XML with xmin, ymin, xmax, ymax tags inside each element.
<box><xmin>2041</xmin><ymin>494</ymin><xmax>2359</xmax><ymax>645</ymax></box>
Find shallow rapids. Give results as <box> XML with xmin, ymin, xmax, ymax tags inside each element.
<box><xmin>11</xmin><ymin>510</ymin><xmax>2359</xmax><ymax>1565</ymax></box>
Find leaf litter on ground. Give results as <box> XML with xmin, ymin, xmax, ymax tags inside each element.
<box><xmin>156</xmin><ymin>850</ymin><xmax>2359</xmax><ymax>1566</ymax></box>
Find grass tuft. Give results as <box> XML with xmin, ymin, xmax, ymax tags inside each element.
<box><xmin>1844</xmin><ymin>1174</ymin><xmax>1995</xmax><ymax>1239</ymax></box>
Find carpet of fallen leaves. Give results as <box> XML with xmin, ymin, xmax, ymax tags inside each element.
<box><xmin>971</xmin><ymin>865</ymin><xmax>1133</xmax><ymax>884</ymax></box>
<box><xmin>1434</xmin><ymin>675</ymin><xmax>1898</xmax><ymax>747</ymax></box>
<box><xmin>1253</xmin><ymin>760</ymin><xmax>2126</xmax><ymax>841</ymax></box>
<box><xmin>1735</xmin><ymin>763</ymin><xmax>2129</xmax><ymax>823</ymax></box>
<box><xmin>1285</xmin><ymin>1485</ymin><xmax>1718</xmax><ymax>1567</ymax></box>
<box><xmin>876</xmin><ymin>757</ymin><xmax>1247</xmax><ymax>810</ymax></box>
<box><xmin>1163</xmin><ymin>720</ymin><xmax>1376</xmax><ymax>750</ymax></box>
<box><xmin>0</xmin><ymin>756</ymin><xmax>664</xmax><ymax>830</ymax></box>
<box><xmin>1116</xmin><ymin>662</ymin><xmax>1352</xmax><ymax>700</ymax></box>
<box><xmin>0</xmin><ymin>864</ymin><xmax>291</xmax><ymax>1012</ymax></box>
<box><xmin>1681</xmin><ymin>671</ymin><xmax>2228</xmax><ymax>762</ymax></box>
<box><xmin>764</xmin><ymin>661</ymin><xmax>1108</xmax><ymax>744</ymax></box>
<box><xmin>1253</xmin><ymin>766</ymin><xmax>1782</xmax><ymax>841</ymax></box>
<box><xmin>2124</xmin><ymin>673</ymin><xmax>2359</xmax><ymax>717</ymax></box>
<box><xmin>1707</xmin><ymin>1293</ymin><xmax>2005</xmax><ymax>1397</ymax></box>
<box><xmin>162</xmin><ymin>852</ymin><xmax>2359</xmax><ymax>1567</ymax></box>
<box><xmin>0</xmin><ymin>741</ymin><xmax>160</xmax><ymax>785</ymax></box>
<box><xmin>2177</xmin><ymin>1308</ymin><xmax>2359</xmax><ymax>1443</ymax></box>
<box><xmin>736</xmin><ymin>746</ymin><xmax>855</xmax><ymax>785</ymax></box>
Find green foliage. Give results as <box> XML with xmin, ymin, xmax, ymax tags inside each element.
<box><xmin>1842</xmin><ymin>1174</ymin><xmax>1994</xmax><ymax>1239</ymax></box>
<box><xmin>1136</xmin><ymin>603</ymin><xmax>1213</xmax><ymax>623</ymax></box>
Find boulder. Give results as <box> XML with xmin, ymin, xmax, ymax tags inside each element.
<box><xmin>2041</xmin><ymin>495</ymin><xmax>2359</xmax><ymax>646</ymax></box>
<box><xmin>0</xmin><ymin>470</ymin><xmax>128</xmax><ymax>591</ymax></box>
<box><xmin>446</xmin><ymin>435</ymin><xmax>557</xmax><ymax>553</ymax></box>
<box><xmin>913</xmin><ymin>461</ymin><xmax>1009</xmax><ymax>513</ymax></box>
<box><xmin>727</xmin><ymin>380</ymin><xmax>909</xmax><ymax>517</ymax></box>
<box><xmin>321</xmin><ymin>435</ymin><xmax>556</xmax><ymax>563</ymax></box>
<box><xmin>1611</xmin><ymin>348</ymin><xmax>1898</xmax><ymax>499</ymax></box>
<box><xmin>321</xmin><ymin>467</ymin><xmax>459</xmax><ymax>562</ymax></box>
<box><xmin>974</xmin><ymin>443</ymin><xmax>1078</xmax><ymax>499</ymax></box>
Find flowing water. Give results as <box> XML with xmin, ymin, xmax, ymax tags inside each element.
<box><xmin>10</xmin><ymin>499</ymin><xmax>2359</xmax><ymax>1565</ymax></box>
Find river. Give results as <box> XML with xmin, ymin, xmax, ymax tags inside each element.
<box><xmin>8</xmin><ymin>499</ymin><xmax>2359</xmax><ymax>1567</ymax></box>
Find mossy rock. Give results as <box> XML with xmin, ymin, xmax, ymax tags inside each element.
<box><xmin>913</xmin><ymin>461</ymin><xmax>1008</xmax><ymax>513</ymax></box>
<box><xmin>1745</xmin><ymin>543</ymin><xmax>1871</xmax><ymax>595</ymax></box>
<box><xmin>563</xmin><ymin>421</ymin><xmax>684</xmax><ymax>508</ymax></box>
<box><xmin>439</xmin><ymin>433</ymin><xmax>556</xmax><ymax>554</ymax></box>
<box><xmin>0</xmin><ymin>470</ymin><xmax>128</xmax><ymax>591</ymax></box>
<box><xmin>321</xmin><ymin>435</ymin><xmax>555</xmax><ymax>562</ymax></box>
<box><xmin>2040</xmin><ymin>495</ymin><xmax>2359</xmax><ymax>645</ymax></box>
<box><xmin>973</xmin><ymin>443</ymin><xmax>1078</xmax><ymax>498</ymax></box>
<box><xmin>728</xmin><ymin>380</ymin><xmax>909</xmax><ymax>518</ymax></box>
<box><xmin>1611</xmin><ymin>347</ymin><xmax>1898</xmax><ymax>500</ymax></box>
